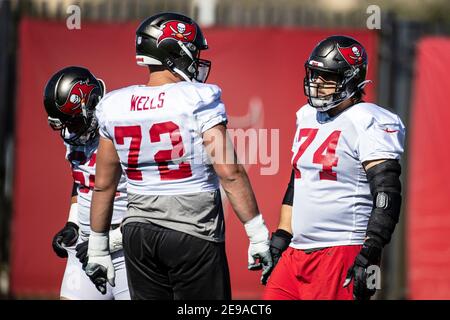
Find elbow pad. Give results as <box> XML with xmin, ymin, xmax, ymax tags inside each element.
<box><xmin>282</xmin><ymin>170</ymin><xmax>295</xmax><ymax>206</ymax></box>
<box><xmin>366</xmin><ymin>160</ymin><xmax>402</xmax><ymax>247</ymax></box>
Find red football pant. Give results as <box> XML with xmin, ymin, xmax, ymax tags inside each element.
<box><xmin>263</xmin><ymin>245</ymin><xmax>362</xmax><ymax>300</ymax></box>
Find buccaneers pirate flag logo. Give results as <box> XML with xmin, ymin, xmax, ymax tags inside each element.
<box><xmin>337</xmin><ymin>44</ymin><xmax>367</xmax><ymax>66</ymax></box>
<box><xmin>57</xmin><ymin>80</ymin><xmax>96</xmax><ymax>115</ymax></box>
<box><xmin>157</xmin><ymin>20</ymin><xmax>197</xmax><ymax>46</ymax></box>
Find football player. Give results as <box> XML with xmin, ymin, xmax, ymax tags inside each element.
<box><xmin>83</xmin><ymin>12</ymin><xmax>272</xmax><ymax>299</ymax></box>
<box><xmin>262</xmin><ymin>35</ymin><xmax>405</xmax><ymax>300</ymax></box>
<box><xmin>44</xmin><ymin>66</ymin><xmax>130</xmax><ymax>299</ymax></box>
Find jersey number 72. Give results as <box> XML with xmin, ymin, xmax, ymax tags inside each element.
<box><xmin>114</xmin><ymin>121</ymin><xmax>192</xmax><ymax>181</ymax></box>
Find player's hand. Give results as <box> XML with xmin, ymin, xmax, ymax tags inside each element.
<box><xmin>76</xmin><ymin>227</ymin><xmax>123</xmax><ymax>270</ymax></box>
<box><xmin>343</xmin><ymin>238</ymin><xmax>382</xmax><ymax>300</ymax></box>
<box><xmin>261</xmin><ymin>229</ymin><xmax>292</xmax><ymax>285</ymax></box>
<box><xmin>52</xmin><ymin>222</ymin><xmax>79</xmax><ymax>258</ymax></box>
<box><xmin>85</xmin><ymin>256</ymin><xmax>115</xmax><ymax>295</ymax></box>
<box><xmin>84</xmin><ymin>231</ymin><xmax>115</xmax><ymax>295</ymax></box>
<box><xmin>244</xmin><ymin>214</ymin><xmax>273</xmax><ymax>285</ymax></box>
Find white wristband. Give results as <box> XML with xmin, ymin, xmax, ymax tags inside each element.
<box><xmin>109</xmin><ymin>228</ymin><xmax>123</xmax><ymax>253</ymax></box>
<box><xmin>88</xmin><ymin>231</ymin><xmax>109</xmax><ymax>257</ymax></box>
<box><xmin>67</xmin><ymin>202</ymin><xmax>79</xmax><ymax>225</ymax></box>
<box><xmin>244</xmin><ymin>214</ymin><xmax>269</xmax><ymax>244</ymax></box>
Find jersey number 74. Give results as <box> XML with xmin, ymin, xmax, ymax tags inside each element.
<box><xmin>292</xmin><ymin>129</ymin><xmax>341</xmax><ymax>181</ymax></box>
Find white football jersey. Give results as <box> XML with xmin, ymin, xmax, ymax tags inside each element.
<box><xmin>95</xmin><ymin>82</ymin><xmax>227</xmax><ymax>195</ymax></box>
<box><xmin>65</xmin><ymin>135</ymin><xmax>128</xmax><ymax>231</ymax></box>
<box><xmin>290</xmin><ymin>102</ymin><xmax>405</xmax><ymax>249</ymax></box>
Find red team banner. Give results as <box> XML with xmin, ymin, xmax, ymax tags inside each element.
<box><xmin>11</xmin><ymin>19</ymin><xmax>378</xmax><ymax>298</ymax></box>
<box><xmin>407</xmin><ymin>37</ymin><xmax>450</xmax><ymax>300</ymax></box>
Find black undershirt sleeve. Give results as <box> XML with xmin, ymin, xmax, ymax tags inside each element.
<box><xmin>282</xmin><ymin>169</ymin><xmax>295</xmax><ymax>206</ymax></box>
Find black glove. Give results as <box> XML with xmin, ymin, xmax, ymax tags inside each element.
<box><xmin>75</xmin><ymin>240</ymin><xmax>89</xmax><ymax>270</ymax></box>
<box><xmin>261</xmin><ymin>229</ymin><xmax>292</xmax><ymax>285</ymax></box>
<box><xmin>343</xmin><ymin>238</ymin><xmax>382</xmax><ymax>300</ymax></box>
<box><xmin>85</xmin><ymin>263</ymin><xmax>109</xmax><ymax>295</ymax></box>
<box><xmin>52</xmin><ymin>222</ymin><xmax>79</xmax><ymax>258</ymax></box>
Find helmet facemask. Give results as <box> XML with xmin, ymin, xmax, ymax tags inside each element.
<box><xmin>167</xmin><ymin>40</ymin><xmax>211</xmax><ymax>83</ymax></box>
<box><xmin>304</xmin><ymin>64</ymin><xmax>364</xmax><ymax>112</ymax></box>
<box><xmin>192</xmin><ymin>57</ymin><xmax>211</xmax><ymax>83</ymax></box>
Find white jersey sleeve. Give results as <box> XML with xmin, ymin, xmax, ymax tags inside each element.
<box><xmin>356</xmin><ymin>104</ymin><xmax>405</xmax><ymax>162</ymax></box>
<box><xmin>192</xmin><ymin>85</ymin><xmax>227</xmax><ymax>133</ymax></box>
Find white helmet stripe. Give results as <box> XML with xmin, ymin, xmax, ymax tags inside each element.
<box><xmin>173</xmin><ymin>67</ymin><xmax>192</xmax><ymax>82</ymax></box>
<box><xmin>135</xmin><ymin>55</ymin><xmax>163</xmax><ymax>66</ymax></box>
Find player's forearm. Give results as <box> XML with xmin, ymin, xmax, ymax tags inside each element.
<box><xmin>219</xmin><ymin>164</ymin><xmax>260</xmax><ymax>223</ymax></box>
<box><xmin>90</xmin><ymin>187</ymin><xmax>116</xmax><ymax>233</ymax></box>
<box><xmin>90</xmin><ymin>161</ymin><xmax>121</xmax><ymax>233</ymax></box>
<box><xmin>277</xmin><ymin>205</ymin><xmax>293</xmax><ymax>234</ymax></box>
<box><xmin>91</xmin><ymin>137</ymin><xmax>122</xmax><ymax>233</ymax></box>
<box><xmin>204</xmin><ymin>124</ymin><xmax>260</xmax><ymax>222</ymax></box>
